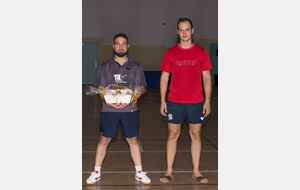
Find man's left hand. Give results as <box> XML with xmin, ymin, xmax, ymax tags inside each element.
<box><xmin>203</xmin><ymin>101</ymin><xmax>211</xmax><ymax>118</ymax></box>
<box><xmin>117</xmin><ymin>102</ymin><xmax>129</xmax><ymax>109</ymax></box>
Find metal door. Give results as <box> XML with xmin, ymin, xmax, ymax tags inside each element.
<box><xmin>82</xmin><ymin>42</ymin><xmax>98</xmax><ymax>84</ymax></box>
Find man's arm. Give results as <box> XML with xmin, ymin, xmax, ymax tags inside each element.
<box><xmin>98</xmin><ymin>86</ymin><xmax>106</xmax><ymax>101</ymax></box>
<box><xmin>134</xmin><ymin>93</ymin><xmax>142</xmax><ymax>100</ymax></box>
<box><xmin>202</xmin><ymin>70</ymin><xmax>212</xmax><ymax>117</ymax></box>
<box><xmin>160</xmin><ymin>71</ymin><xmax>170</xmax><ymax>116</ymax></box>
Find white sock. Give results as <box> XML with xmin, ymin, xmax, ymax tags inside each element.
<box><xmin>94</xmin><ymin>166</ymin><xmax>101</xmax><ymax>174</ymax></box>
<box><xmin>135</xmin><ymin>165</ymin><xmax>142</xmax><ymax>174</ymax></box>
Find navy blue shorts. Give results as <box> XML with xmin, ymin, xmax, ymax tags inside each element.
<box><xmin>166</xmin><ymin>101</ymin><xmax>206</xmax><ymax>124</ymax></box>
<box><xmin>99</xmin><ymin>110</ymin><xmax>140</xmax><ymax>138</ymax></box>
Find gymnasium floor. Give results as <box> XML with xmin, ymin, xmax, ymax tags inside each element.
<box><xmin>82</xmin><ymin>86</ymin><xmax>218</xmax><ymax>190</ymax></box>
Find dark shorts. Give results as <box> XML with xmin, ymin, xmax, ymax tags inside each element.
<box><xmin>166</xmin><ymin>101</ymin><xmax>206</xmax><ymax>124</ymax></box>
<box><xmin>99</xmin><ymin>110</ymin><xmax>140</xmax><ymax>138</ymax></box>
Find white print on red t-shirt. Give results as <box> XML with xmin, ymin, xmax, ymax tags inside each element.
<box><xmin>114</xmin><ymin>74</ymin><xmax>127</xmax><ymax>83</ymax></box>
<box><xmin>176</xmin><ymin>60</ymin><xmax>197</xmax><ymax>66</ymax></box>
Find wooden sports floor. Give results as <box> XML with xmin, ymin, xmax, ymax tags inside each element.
<box><xmin>82</xmin><ymin>86</ymin><xmax>218</xmax><ymax>190</ymax></box>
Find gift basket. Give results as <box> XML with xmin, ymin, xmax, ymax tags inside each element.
<box><xmin>85</xmin><ymin>83</ymin><xmax>147</xmax><ymax>107</ymax></box>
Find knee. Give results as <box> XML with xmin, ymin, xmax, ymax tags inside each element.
<box><xmin>189</xmin><ymin>131</ymin><xmax>201</xmax><ymax>140</ymax></box>
<box><xmin>168</xmin><ymin>131</ymin><xmax>180</xmax><ymax>140</ymax></box>
<box><xmin>126</xmin><ymin>137</ymin><xmax>138</xmax><ymax>145</ymax></box>
<box><xmin>98</xmin><ymin>136</ymin><xmax>111</xmax><ymax>146</ymax></box>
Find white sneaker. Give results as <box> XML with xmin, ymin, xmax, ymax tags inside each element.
<box><xmin>86</xmin><ymin>171</ymin><xmax>101</xmax><ymax>185</ymax></box>
<box><xmin>135</xmin><ymin>171</ymin><xmax>151</xmax><ymax>184</ymax></box>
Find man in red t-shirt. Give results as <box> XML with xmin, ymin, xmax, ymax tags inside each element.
<box><xmin>159</xmin><ymin>18</ymin><xmax>212</xmax><ymax>184</ymax></box>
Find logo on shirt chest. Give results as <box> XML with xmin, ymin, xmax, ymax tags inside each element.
<box><xmin>176</xmin><ymin>60</ymin><xmax>197</xmax><ymax>67</ymax></box>
<box><xmin>114</xmin><ymin>74</ymin><xmax>127</xmax><ymax>83</ymax></box>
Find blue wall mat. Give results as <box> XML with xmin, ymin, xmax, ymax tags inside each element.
<box><xmin>144</xmin><ymin>71</ymin><xmax>162</xmax><ymax>89</ymax></box>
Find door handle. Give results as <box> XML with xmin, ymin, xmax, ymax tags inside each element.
<box><xmin>95</xmin><ymin>62</ymin><xmax>98</xmax><ymax>67</ymax></box>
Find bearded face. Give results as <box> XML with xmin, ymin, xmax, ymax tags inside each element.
<box><xmin>113</xmin><ymin>37</ymin><xmax>129</xmax><ymax>58</ymax></box>
<box><xmin>115</xmin><ymin>51</ymin><xmax>127</xmax><ymax>57</ymax></box>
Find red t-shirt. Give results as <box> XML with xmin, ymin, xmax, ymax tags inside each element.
<box><xmin>160</xmin><ymin>44</ymin><xmax>212</xmax><ymax>103</ymax></box>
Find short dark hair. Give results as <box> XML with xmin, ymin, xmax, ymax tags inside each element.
<box><xmin>113</xmin><ymin>33</ymin><xmax>129</xmax><ymax>44</ymax></box>
<box><xmin>177</xmin><ymin>18</ymin><xmax>193</xmax><ymax>30</ymax></box>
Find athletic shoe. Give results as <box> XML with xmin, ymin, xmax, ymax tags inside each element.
<box><xmin>86</xmin><ymin>171</ymin><xmax>101</xmax><ymax>185</ymax></box>
<box><xmin>135</xmin><ymin>171</ymin><xmax>151</xmax><ymax>184</ymax></box>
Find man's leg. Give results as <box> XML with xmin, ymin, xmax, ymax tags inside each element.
<box><xmin>86</xmin><ymin>135</ymin><xmax>112</xmax><ymax>185</ymax></box>
<box><xmin>189</xmin><ymin>123</ymin><xmax>208</xmax><ymax>183</ymax></box>
<box><xmin>159</xmin><ymin>123</ymin><xmax>181</xmax><ymax>183</ymax></box>
<box><xmin>95</xmin><ymin>135</ymin><xmax>112</xmax><ymax>166</ymax></box>
<box><xmin>126</xmin><ymin>136</ymin><xmax>141</xmax><ymax>166</ymax></box>
<box><xmin>126</xmin><ymin>136</ymin><xmax>151</xmax><ymax>184</ymax></box>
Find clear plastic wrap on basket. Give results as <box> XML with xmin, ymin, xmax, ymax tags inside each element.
<box><xmin>85</xmin><ymin>83</ymin><xmax>147</xmax><ymax>107</ymax></box>
<box><xmin>84</xmin><ymin>86</ymin><xmax>103</xmax><ymax>95</ymax></box>
<box><xmin>103</xmin><ymin>84</ymin><xmax>132</xmax><ymax>104</ymax></box>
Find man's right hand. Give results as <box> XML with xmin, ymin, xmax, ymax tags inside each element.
<box><xmin>107</xmin><ymin>103</ymin><xmax>117</xmax><ymax>109</ymax></box>
<box><xmin>160</xmin><ymin>101</ymin><xmax>167</xmax><ymax>116</ymax></box>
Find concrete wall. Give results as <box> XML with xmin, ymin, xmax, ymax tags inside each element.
<box><xmin>83</xmin><ymin>0</ymin><xmax>218</xmax><ymax>49</ymax></box>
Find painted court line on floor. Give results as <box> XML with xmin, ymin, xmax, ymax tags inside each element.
<box><xmin>137</xmin><ymin>140</ymin><xmax>144</xmax><ymax>152</ymax></box>
<box><xmin>82</xmin><ymin>170</ymin><xmax>218</xmax><ymax>174</ymax></box>
<box><xmin>83</xmin><ymin>150</ymin><xmax>218</xmax><ymax>153</ymax></box>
